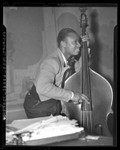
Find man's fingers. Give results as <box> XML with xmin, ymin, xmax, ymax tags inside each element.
<box><xmin>83</xmin><ymin>98</ymin><xmax>90</xmax><ymax>104</ymax></box>
<box><xmin>73</xmin><ymin>101</ymin><xmax>79</xmax><ymax>105</ymax></box>
<box><xmin>81</xmin><ymin>94</ymin><xmax>90</xmax><ymax>104</ymax></box>
<box><xmin>88</xmin><ymin>48</ymin><xmax>91</xmax><ymax>54</ymax></box>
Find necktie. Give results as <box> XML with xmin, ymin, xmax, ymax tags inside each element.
<box><xmin>61</xmin><ymin>56</ymin><xmax>76</xmax><ymax>88</ymax></box>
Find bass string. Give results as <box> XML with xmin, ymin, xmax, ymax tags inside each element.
<box><xmin>81</xmin><ymin>111</ymin><xmax>93</xmax><ymax>134</ymax></box>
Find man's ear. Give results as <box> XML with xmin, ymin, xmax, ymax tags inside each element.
<box><xmin>61</xmin><ymin>41</ymin><xmax>66</xmax><ymax>48</ymax></box>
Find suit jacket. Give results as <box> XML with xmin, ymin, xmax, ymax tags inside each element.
<box><xmin>34</xmin><ymin>48</ymin><xmax>73</xmax><ymax>102</ymax></box>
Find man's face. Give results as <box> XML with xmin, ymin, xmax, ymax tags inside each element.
<box><xmin>64</xmin><ymin>32</ymin><xmax>81</xmax><ymax>56</ymax></box>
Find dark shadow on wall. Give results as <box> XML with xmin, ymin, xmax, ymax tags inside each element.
<box><xmin>89</xmin><ymin>9</ymin><xmax>114</xmax><ymax>137</ymax></box>
<box><xmin>89</xmin><ymin>9</ymin><xmax>101</xmax><ymax>74</ymax></box>
<box><xmin>89</xmin><ymin>9</ymin><xmax>114</xmax><ymax>88</ymax></box>
<box><xmin>111</xmin><ymin>25</ymin><xmax>117</xmax><ymax>140</ymax></box>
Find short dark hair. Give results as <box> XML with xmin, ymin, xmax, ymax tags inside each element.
<box><xmin>57</xmin><ymin>28</ymin><xmax>81</xmax><ymax>48</ymax></box>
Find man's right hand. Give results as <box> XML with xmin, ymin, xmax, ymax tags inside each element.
<box><xmin>70</xmin><ymin>93</ymin><xmax>90</xmax><ymax>105</ymax></box>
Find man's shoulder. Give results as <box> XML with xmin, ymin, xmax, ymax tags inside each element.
<box><xmin>41</xmin><ymin>52</ymin><xmax>61</xmax><ymax>74</ymax></box>
<box><xmin>44</xmin><ymin>52</ymin><xmax>60</xmax><ymax>66</ymax></box>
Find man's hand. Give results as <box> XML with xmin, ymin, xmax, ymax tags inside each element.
<box><xmin>81</xmin><ymin>34</ymin><xmax>89</xmax><ymax>46</ymax></box>
<box><xmin>70</xmin><ymin>93</ymin><xmax>90</xmax><ymax>105</ymax></box>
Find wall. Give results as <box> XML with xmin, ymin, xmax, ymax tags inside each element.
<box><xmin>4</xmin><ymin>7</ymin><xmax>44</xmax><ymax>102</ymax></box>
<box><xmin>4</xmin><ymin>7</ymin><xmax>45</xmax><ymax>122</ymax></box>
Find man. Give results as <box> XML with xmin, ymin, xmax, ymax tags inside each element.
<box><xmin>24</xmin><ymin>28</ymin><xmax>89</xmax><ymax>118</ymax></box>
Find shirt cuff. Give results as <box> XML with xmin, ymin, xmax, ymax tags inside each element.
<box><xmin>71</xmin><ymin>92</ymin><xmax>74</xmax><ymax>100</ymax></box>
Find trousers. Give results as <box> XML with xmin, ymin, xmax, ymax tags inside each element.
<box><xmin>23</xmin><ymin>84</ymin><xmax>62</xmax><ymax>118</ymax></box>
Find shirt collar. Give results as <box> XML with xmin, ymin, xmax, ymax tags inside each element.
<box><xmin>57</xmin><ymin>48</ymin><xmax>68</xmax><ymax>67</ymax></box>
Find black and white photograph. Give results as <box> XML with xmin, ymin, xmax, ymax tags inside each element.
<box><xmin>3</xmin><ymin>3</ymin><xmax>117</xmax><ymax>147</ymax></box>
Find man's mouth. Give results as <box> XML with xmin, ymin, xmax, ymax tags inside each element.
<box><xmin>75</xmin><ymin>49</ymin><xmax>79</xmax><ymax>53</ymax></box>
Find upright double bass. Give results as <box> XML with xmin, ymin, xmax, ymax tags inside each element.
<box><xmin>63</xmin><ymin>8</ymin><xmax>113</xmax><ymax>136</ymax></box>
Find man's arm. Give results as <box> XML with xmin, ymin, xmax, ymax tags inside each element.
<box><xmin>35</xmin><ymin>59</ymin><xmax>73</xmax><ymax>102</ymax></box>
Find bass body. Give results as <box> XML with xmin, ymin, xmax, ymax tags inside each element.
<box><xmin>63</xmin><ymin>68</ymin><xmax>113</xmax><ymax>136</ymax></box>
